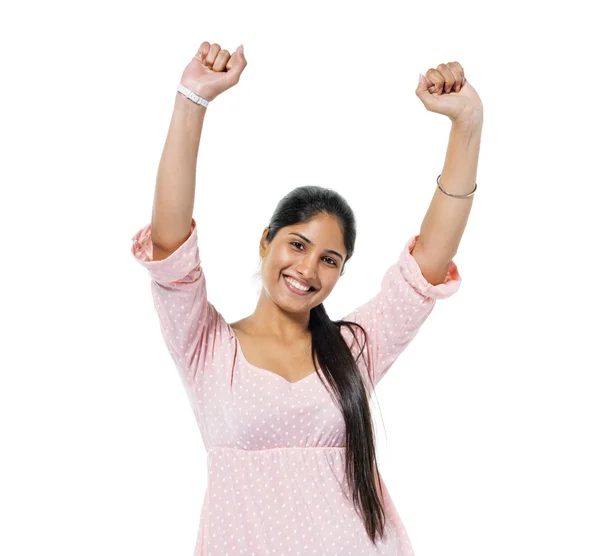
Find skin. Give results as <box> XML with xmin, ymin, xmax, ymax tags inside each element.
<box><xmin>153</xmin><ymin>42</ymin><xmax>480</xmax><ymax>378</ymax></box>
<box><xmin>229</xmin><ymin>212</ymin><xmax>348</xmax><ymax>378</ymax></box>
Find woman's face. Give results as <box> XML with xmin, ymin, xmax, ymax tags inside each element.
<box><xmin>259</xmin><ymin>213</ymin><xmax>347</xmax><ymax>312</ymax></box>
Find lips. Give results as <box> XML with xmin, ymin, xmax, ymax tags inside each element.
<box><xmin>282</xmin><ymin>274</ymin><xmax>316</xmax><ymax>294</ymax></box>
<box><xmin>283</xmin><ymin>274</ymin><xmax>316</xmax><ymax>291</ymax></box>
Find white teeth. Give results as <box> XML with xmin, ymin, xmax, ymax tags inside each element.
<box><xmin>284</xmin><ymin>275</ymin><xmax>310</xmax><ymax>291</ymax></box>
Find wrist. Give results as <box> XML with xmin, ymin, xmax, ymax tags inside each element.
<box><xmin>452</xmin><ymin>107</ymin><xmax>483</xmax><ymax>130</ymax></box>
<box><xmin>175</xmin><ymin>89</ymin><xmax>207</xmax><ymax>116</ymax></box>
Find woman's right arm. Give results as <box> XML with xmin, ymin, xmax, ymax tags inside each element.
<box><xmin>131</xmin><ymin>43</ymin><xmax>246</xmax><ymax>385</ymax></box>
<box><xmin>151</xmin><ymin>42</ymin><xmax>246</xmax><ymax>258</ymax></box>
<box><xmin>150</xmin><ymin>93</ymin><xmax>207</xmax><ymax>259</ymax></box>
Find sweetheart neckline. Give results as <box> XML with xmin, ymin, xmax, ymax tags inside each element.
<box><xmin>229</xmin><ymin>328</ymin><xmax>321</xmax><ymax>386</ymax></box>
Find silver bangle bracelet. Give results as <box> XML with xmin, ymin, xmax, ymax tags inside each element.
<box><xmin>437</xmin><ymin>174</ymin><xmax>477</xmax><ymax>198</ymax></box>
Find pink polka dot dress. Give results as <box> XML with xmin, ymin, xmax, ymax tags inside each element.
<box><xmin>131</xmin><ymin>218</ymin><xmax>462</xmax><ymax>555</ymax></box>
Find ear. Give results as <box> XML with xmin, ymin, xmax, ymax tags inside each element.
<box><xmin>259</xmin><ymin>226</ymin><xmax>270</xmax><ymax>258</ymax></box>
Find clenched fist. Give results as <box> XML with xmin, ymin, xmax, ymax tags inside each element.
<box><xmin>180</xmin><ymin>42</ymin><xmax>248</xmax><ymax>103</ymax></box>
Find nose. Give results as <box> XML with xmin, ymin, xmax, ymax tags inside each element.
<box><xmin>296</xmin><ymin>255</ymin><xmax>318</xmax><ymax>281</ymax></box>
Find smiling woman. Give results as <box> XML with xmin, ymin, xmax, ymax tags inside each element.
<box><xmin>131</xmin><ymin>187</ymin><xmax>462</xmax><ymax>554</ymax></box>
<box><xmin>131</xmin><ymin>38</ymin><xmax>466</xmax><ymax>556</ymax></box>
<box><xmin>225</xmin><ymin>184</ymin><xmax>460</xmax><ymax>550</ymax></box>
<box><xmin>249</xmin><ymin>216</ymin><xmax>344</xmax><ymax>333</ymax></box>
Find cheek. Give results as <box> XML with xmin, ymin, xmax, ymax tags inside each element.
<box><xmin>269</xmin><ymin>250</ymin><xmax>294</xmax><ymax>273</ymax></box>
<box><xmin>314</xmin><ymin>276</ymin><xmax>338</xmax><ymax>298</ymax></box>
<box><xmin>261</xmin><ymin>253</ymin><xmax>291</xmax><ymax>284</ymax></box>
<box><xmin>321</xmin><ymin>281</ymin><xmax>337</xmax><ymax>296</ymax></box>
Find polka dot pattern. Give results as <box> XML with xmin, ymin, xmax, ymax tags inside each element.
<box><xmin>341</xmin><ymin>232</ymin><xmax>462</xmax><ymax>388</ymax></box>
<box><xmin>131</xmin><ymin>219</ymin><xmax>462</xmax><ymax>555</ymax></box>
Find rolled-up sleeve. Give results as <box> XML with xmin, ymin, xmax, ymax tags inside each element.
<box><xmin>131</xmin><ymin>218</ymin><xmax>230</xmax><ymax>386</ymax></box>
<box><xmin>341</xmin><ymin>234</ymin><xmax>462</xmax><ymax>387</ymax></box>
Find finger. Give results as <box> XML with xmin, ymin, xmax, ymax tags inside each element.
<box><xmin>194</xmin><ymin>41</ymin><xmax>211</xmax><ymax>64</ymax></box>
<box><xmin>426</xmin><ymin>69</ymin><xmax>444</xmax><ymax>94</ymax></box>
<box><xmin>421</xmin><ymin>72</ymin><xmax>434</xmax><ymax>89</ymax></box>
<box><xmin>451</xmin><ymin>61</ymin><xmax>466</xmax><ymax>88</ymax></box>
<box><xmin>204</xmin><ymin>43</ymin><xmax>221</xmax><ymax>68</ymax></box>
<box><xmin>447</xmin><ymin>62</ymin><xmax>463</xmax><ymax>92</ymax></box>
<box><xmin>452</xmin><ymin>61</ymin><xmax>465</xmax><ymax>79</ymax></box>
<box><xmin>224</xmin><ymin>45</ymin><xmax>247</xmax><ymax>83</ymax></box>
<box><xmin>436</xmin><ymin>63</ymin><xmax>455</xmax><ymax>93</ymax></box>
<box><xmin>212</xmin><ymin>49</ymin><xmax>230</xmax><ymax>72</ymax></box>
<box><xmin>225</xmin><ymin>49</ymin><xmax>238</xmax><ymax>72</ymax></box>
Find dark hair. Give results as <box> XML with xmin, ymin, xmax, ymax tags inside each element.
<box><xmin>261</xmin><ymin>185</ymin><xmax>387</xmax><ymax>545</ymax></box>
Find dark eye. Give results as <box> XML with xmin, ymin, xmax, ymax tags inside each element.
<box><xmin>290</xmin><ymin>241</ymin><xmax>337</xmax><ymax>266</ymax></box>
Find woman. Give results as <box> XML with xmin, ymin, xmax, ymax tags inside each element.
<box><xmin>131</xmin><ymin>41</ymin><xmax>483</xmax><ymax>555</ymax></box>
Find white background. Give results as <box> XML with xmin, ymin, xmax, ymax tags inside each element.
<box><xmin>2</xmin><ymin>0</ymin><xmax>599</xmax><ymax>555</ymax></box>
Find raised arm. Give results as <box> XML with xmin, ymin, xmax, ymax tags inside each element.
<box><xmin>151</xmin><ymin>41</ymin><xmax>247</xmax><ymax>257</ymax></box>
<box><xmin>340</xmin><ymin>63</ymin><xmax>482</xmax><ymax>387</ymax></box>
<box><xmin>151</xmin><ymin>92</ymin><xmax>207</xmax><ymax>257</ymax></box>
<box><xmin>130</xmin><ymin>42</ymin><xmax>247</xmax><ymax>387</ymax></box>
<box><xmin>412</xmin><ymin>63</ymin><xmax>483</xmax><ymax>283</ymax></box>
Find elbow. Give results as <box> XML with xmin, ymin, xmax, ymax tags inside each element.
<box><xmin>411</xmin><ymin>240</ymin><xmax>453</xmax><ymax>286</ymax></box>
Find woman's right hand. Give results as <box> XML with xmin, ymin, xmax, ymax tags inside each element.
<box><xmin>180</xmin><ymin>42</ymin><xmax>247</xmax><ymax>103</ymax></box>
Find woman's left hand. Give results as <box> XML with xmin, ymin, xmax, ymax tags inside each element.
<box><xmin>415</xmin><ymin>62</ymin><xmax>483</xmax><ymax>124</ymax></box>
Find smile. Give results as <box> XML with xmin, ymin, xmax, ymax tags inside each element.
<box><xmin>283</xmin><ymin>275</ymin><xmax>315</xmax><ymax>295</ymax></box>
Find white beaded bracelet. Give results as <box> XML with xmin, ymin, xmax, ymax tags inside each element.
<box><xmin>177</xmin><ymin>84</ymin><xmax>209</xmax><ymax>108</ymax></box>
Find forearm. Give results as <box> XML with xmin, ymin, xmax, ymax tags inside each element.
<box><xmin>151</xmin><ymin>92</ymin><xmax>207</xmax><ymax>249</ymax></box>
<box><xmin>418</xmin><ymin>117</ymin><xmax>482</xmax><ymax>263</ymax></box>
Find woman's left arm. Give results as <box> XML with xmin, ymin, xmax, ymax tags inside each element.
<box><xmin>411</xmin><ymin>63</ymin><xmax>484</xmax><ymax>285</ymax></box>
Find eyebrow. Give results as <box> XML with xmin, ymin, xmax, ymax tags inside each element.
<box><xmin>288</xmin><ymin>232</ymin><xmax>345</xmax><ymax>262</ymax></box>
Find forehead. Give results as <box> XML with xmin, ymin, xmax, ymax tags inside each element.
<box><xmin>287</xmin><ymin>215</ymin><xmax>344</xmax><ymax>240</ymax></box>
